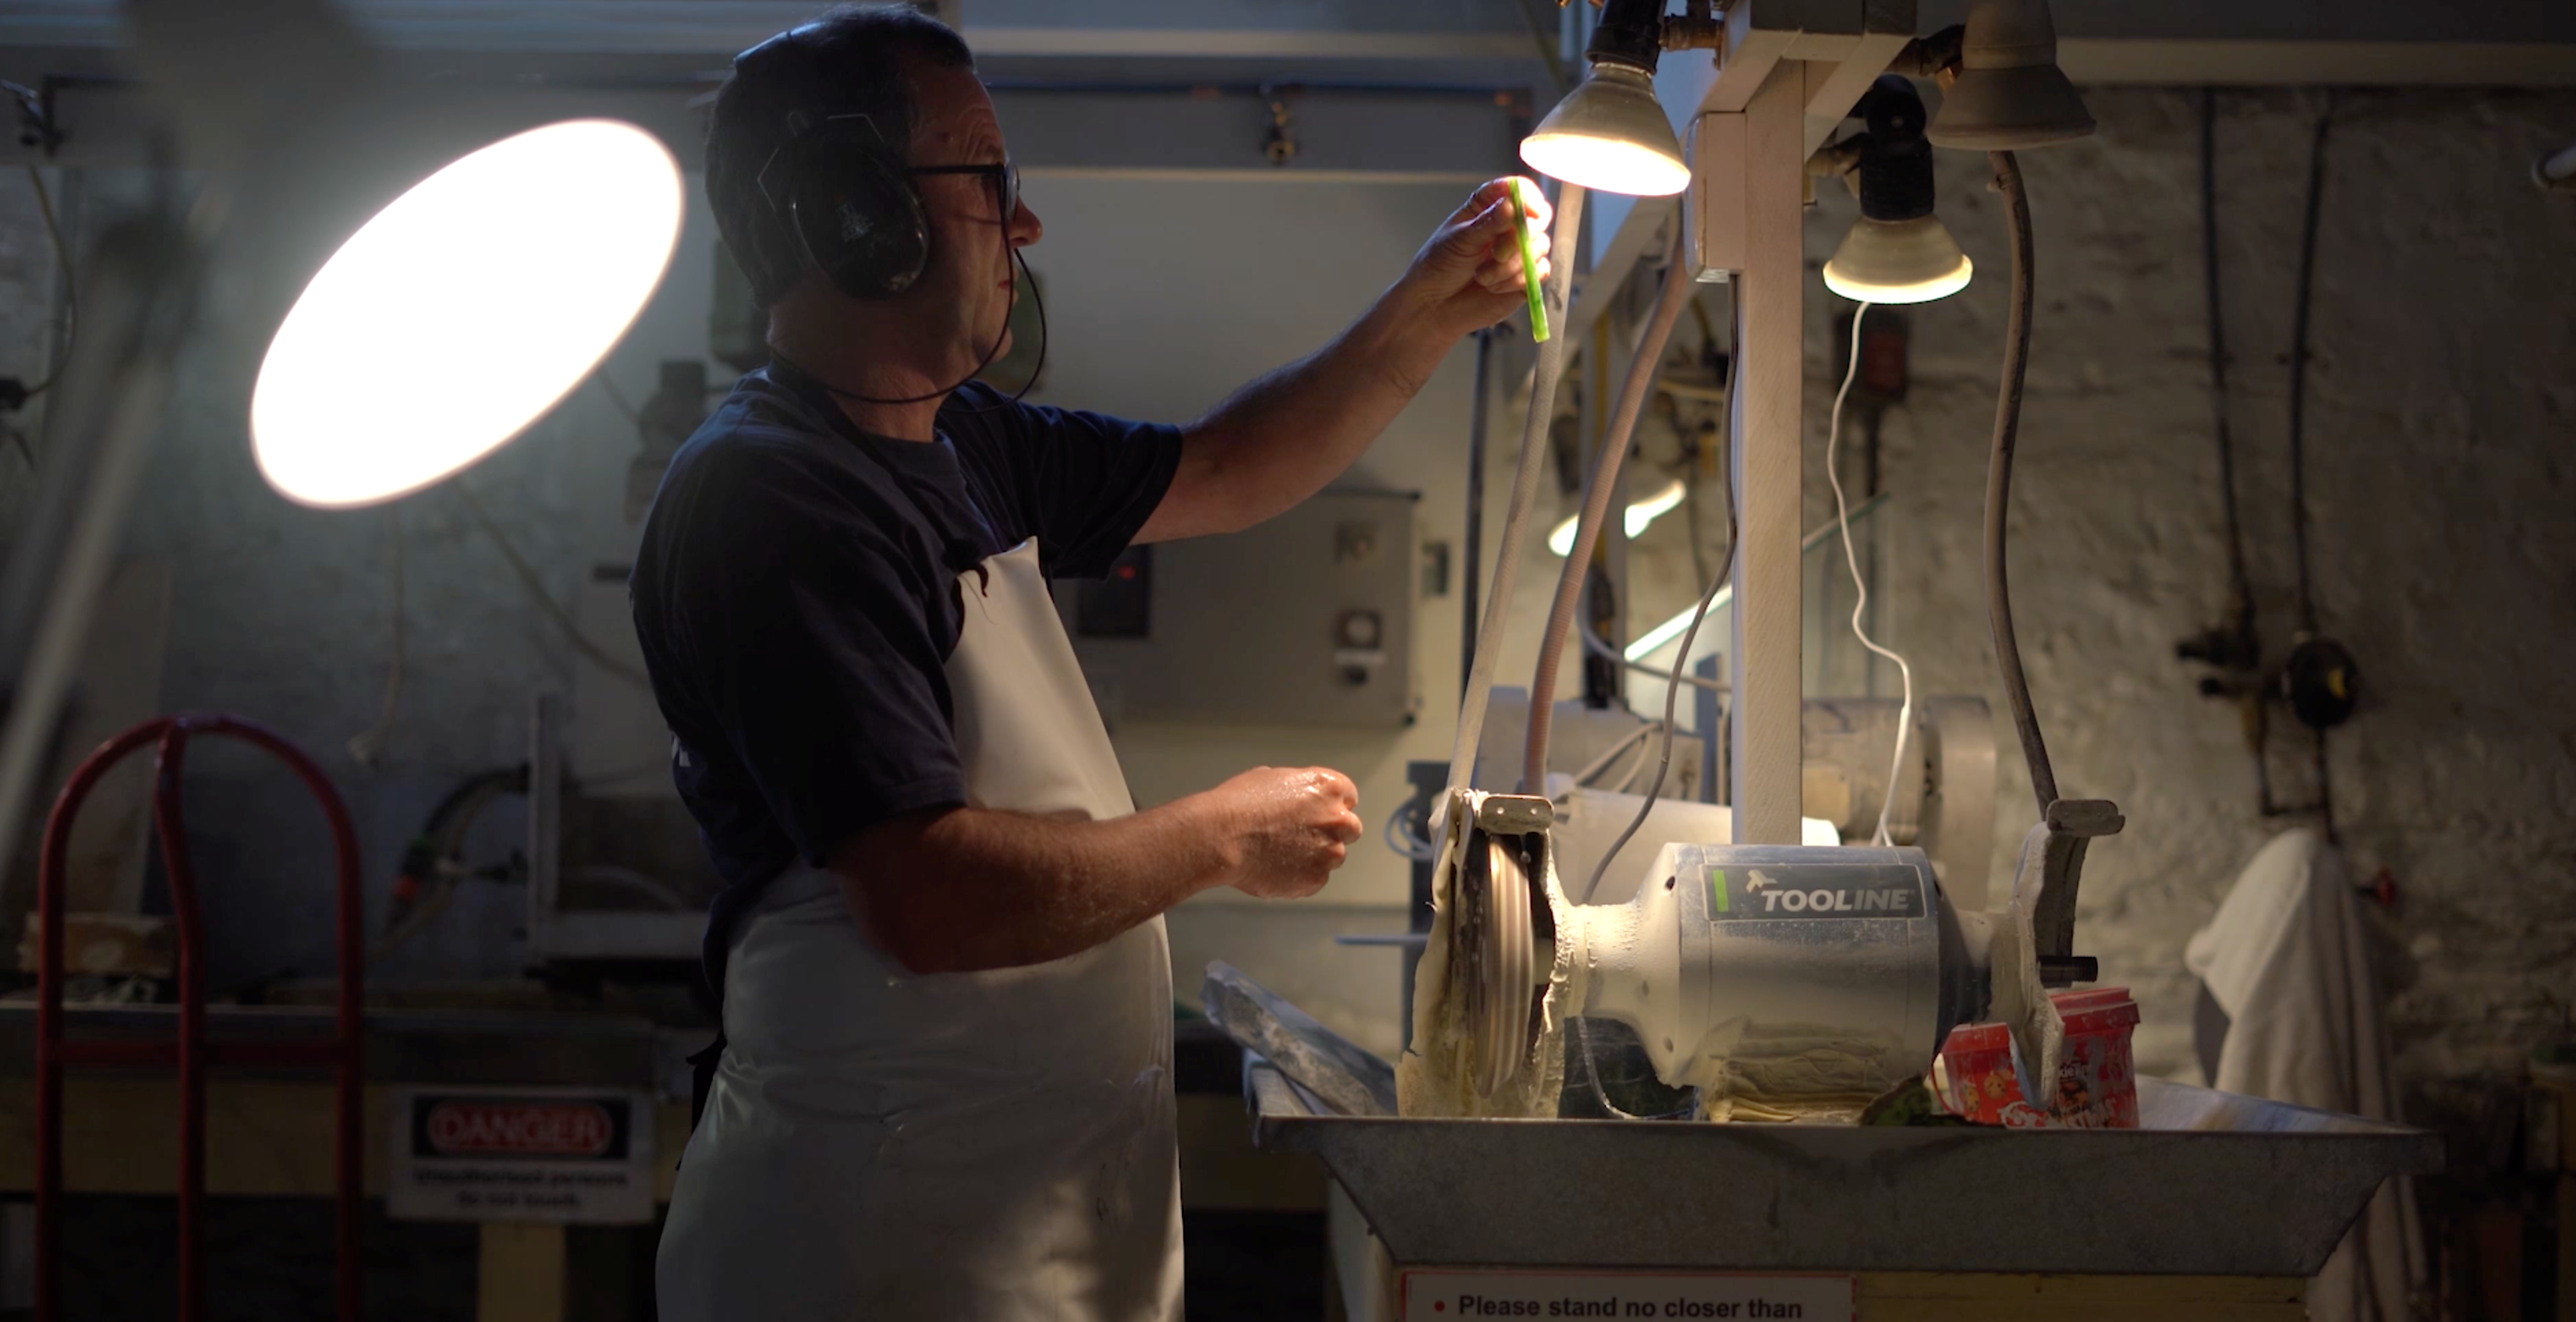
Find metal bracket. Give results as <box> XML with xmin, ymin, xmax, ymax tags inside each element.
<box><xmin>1472</xmin><ymin>791</ymin><xmax>1554</xmax><ymax>835</ymax></box>
<box><xmin>2013</xmin><ymin>796</ymin><xmax>2123</xmax><ymax>984</ymax></box>
<box><xmin>1988</xmin><ymin>796</ymin><xmax>2119</xmax><ymax>1115</ymax></box>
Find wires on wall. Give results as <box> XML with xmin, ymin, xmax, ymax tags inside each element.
<box><xmin>2198</xmin><ymin>89</ymin><xmax>2257</xmax><ymax>654</ymax></box>
<box><xmin>1</xmin><ymin>153</ymin><xmax>78</xmax><ymax>471</ymax></box>
<box><xmin>2286</xmin><ymin>95</ymin><xmax>2334</xmax><ymax>641</ymax></box>
<box><xmin>372</xmin><ymin>765</ymin><xmax>527</xmax><ymax>963</ymax></box>
<box><xmin>2284</xmin><ymin>92</ymin><xmax>2344</xmax><ymax>841</ymax></box>
<box><xmin>452</xmin><ymin>480</ymin><xmax>655</xmax><ymax>692</ymax></box>
<box><xmin>345</xmin><ymin>504</ymin><xmax>406</xmax><ymax>768</ymax></box>
<box><xmin>12</xmin><ymin>166</ymin><xmax>74</xmax><ymax>402</ymax></box>
<box><xmin>1578</xmin><ymin>295</ymin><xmax>1740</xmax><ymax>910</ymax></box>
<box><xmin>2184</xmin><ymin>90</ymin><xmax>2353</xmax><ymax>838</ymax></box>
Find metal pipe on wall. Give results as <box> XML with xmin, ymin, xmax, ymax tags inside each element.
<box><xmin>1460</xmin><ymin>329</ymin><xmax>1493</xmax><ymax>698</ymax></box>
<box><xmin>1443</xmin><ymin>184</ymin><xmax>1589</xmax><ymax>802</ymax></box>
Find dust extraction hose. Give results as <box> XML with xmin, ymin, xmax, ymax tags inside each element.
<box><xmin>1521</xmin><ymin>216</ymin><xmax>1693</xmax><ymax>793</ymax></box>
<box><xmin>1983</xmin><ymin>150</ymin><xmax>2057</xmax><ymax>813</ymax></box>
<box><xmin>1442</xmin><ymin>184</ymin><xmax>1589</xmax><ymax>802</ymax></box>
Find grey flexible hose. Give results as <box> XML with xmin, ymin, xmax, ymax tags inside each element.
<box><xmin>1442</xmin><ymin>184</ymin><xmax>1589</xmax><ymax>800</ymax></box>
<box><xmin>1983</xmin><ymin>150</ymin><xmax>2056</xmax><ymax>814</ymax></box>
<box><xmin>1521</xmin><ymin>217</ymin><xmax>1693</xmax><ymax>793</ymax></box>
<box><xmin>1581</xmin><ymin>404</ymin><xmax>1736</xmax><ymax>906</ymax></box>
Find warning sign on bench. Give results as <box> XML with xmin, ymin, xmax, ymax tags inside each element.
<box><xmin>388</xmin><ymin>1087</ymin><xmax>657</xmax><ymax>1224</ymax></box>
<box><xmin>1398</xmin><ymin>1270</ymin><xmax>1854</xmax><ymax>1321</ymax></box>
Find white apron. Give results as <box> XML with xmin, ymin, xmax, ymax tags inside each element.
<box><xmin>656</xmin><ymin>537</ymin><xmax>1183</xmax><ymax>1322</ymax></box>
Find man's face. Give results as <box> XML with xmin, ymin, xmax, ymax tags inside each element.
<box><xmin>901</xmin><ymin>62</ymin><xmax>1039</xmax><ymax>374</ymax></box>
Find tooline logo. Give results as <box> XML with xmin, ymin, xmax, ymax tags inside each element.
<box><xmin>1710</xmin><ymin>865</ymin><xmax>1924</xmax><ymax>920</ymax></box>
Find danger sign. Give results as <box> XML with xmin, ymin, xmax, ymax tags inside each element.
<box><xmin>423</xmin><ymin>1099</ymin><xmax>619</xmax><ymax>1158</ymax></box>
<box><xmin>389</xmin><ymin>1088</ymin><xmax>655</xmax><ymax>1224</ymax></box>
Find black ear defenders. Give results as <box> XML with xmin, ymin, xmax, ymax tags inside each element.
<box><xmin>734</xmin><ymin>22</ymin><xmax>1049</xmax><ymax>410</ymax></box>
<box><xmin>736</xmin><ymin>25</ymin><xmax>932</xmax><ymax>301</ymax></box>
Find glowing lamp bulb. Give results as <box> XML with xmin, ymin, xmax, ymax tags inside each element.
<box><xmin>252</xmin><ymin>119</ymin><xmax>684</xmax><ymax>508</ymax></box>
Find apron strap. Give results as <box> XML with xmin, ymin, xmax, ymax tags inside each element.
<box><xmin>685</xmin><ymin>871</ymin><xmax>778</xmax><ymax>1134</ymax></box>
<box><xmin>688</xmin><ymin>1030</ymin><xmax>727</xmax><ymax>1128</ymax></box>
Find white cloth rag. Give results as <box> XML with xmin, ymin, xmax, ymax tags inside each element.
<box><xmin>2184</xmin><ymin>828</ymin><xmax>2424</xmax><ymax>1322</ymax></box>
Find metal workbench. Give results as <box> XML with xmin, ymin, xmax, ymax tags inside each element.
<box><xmin>1248</xmin><ymin>1062</ymin><xmax>2440</xmax><ymax>1281</ymax></box>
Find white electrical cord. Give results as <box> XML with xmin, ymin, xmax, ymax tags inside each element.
<box><xmin>1826</xmin><ymin>302</ymin><xmax>1916</xmax><ymax>847</ymax></box>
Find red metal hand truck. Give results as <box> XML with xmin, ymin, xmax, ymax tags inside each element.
<box><xmin>33</xmin><ymin>714</ymin><xmax>362</xmax><ymax>1322</ymax></box>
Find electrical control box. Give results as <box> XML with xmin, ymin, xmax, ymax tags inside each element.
<box><xmin>1058</xmin><ymin>488</ymin><xmax>1417</xmax><ymax>729</ymax></box>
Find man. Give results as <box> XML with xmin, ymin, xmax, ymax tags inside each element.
<box><xmin>636</xmin><ymin>7</ymin><xmax>1550</xmax><ymax>1319</ymax></box>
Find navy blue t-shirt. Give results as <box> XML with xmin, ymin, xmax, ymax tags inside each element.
<box><xmin>629</xmin><ymin>360</ymin><xmax>1183</xmax><ymax>979</ymax></box>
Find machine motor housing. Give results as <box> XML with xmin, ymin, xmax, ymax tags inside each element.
<box><xmin>1564</xmin><ymin>842</ymin><xmax>1990</xmax><ymax>1103</ymax></box>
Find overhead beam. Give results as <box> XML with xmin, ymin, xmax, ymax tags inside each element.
<box><xmin>0</xmin><ymin>3</ymin><xmax>1534</xmax><ymax>59</ymax></box>
<box><xmin>0</xmin><ymin>76</ymin><xmax>1523</xmax><ymax>176</ymax></box>
<box><xmin>1703</xmin><ymin>0</ymin><xmax>1796</xmax><ymax>114</ymax></box>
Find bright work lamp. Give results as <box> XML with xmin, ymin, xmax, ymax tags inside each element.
<box><xmin>1549</xmin><ymin>478</ymin><xmax>1685</xmax><ymax>557</ymax></box>
<box><xmin>1823</xmin><ymin>217</ymin><xmax>1972</xmax><ymax>304</ymax></box>
<box><xmin>0</xmin><ymin>0</ymin><xmax>689</xmax><ymax>890</ymax></box>
<box><xmin>1823</xmin><ymin>76</ymin><xmax>1972</xmax><ymax>305</ymax></box>
<box><xmin>1925</xmin><ymin>0</ymin><xmax>2096</xmax><ymax>150</ymax></box>
<box><xmin>1519</xmin><ymin>0</ymin><xmax>1688</xmax><ymax>197</ymax></box>
<box><xmin>251</xmin><ymin>120</ymin><xmax>682</xmax><ymax>508</ymax></box>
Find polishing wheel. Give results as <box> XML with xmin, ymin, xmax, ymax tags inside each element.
<box><xmin>1465</xmin><ymin>826</ymin><xmax>1554</xmax><ymax>1097</ymax></box>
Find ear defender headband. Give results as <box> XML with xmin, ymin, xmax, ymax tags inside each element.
<box><xmin>736</xmin><ymin>25</ymin><xmax>932</xmax><ymax>301</ymax></box>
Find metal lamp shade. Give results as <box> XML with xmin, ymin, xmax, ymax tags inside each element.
<box><xmin>1822</xmin><ymin>215</ymin><xmax>1974</xmax><ymax>304</ymax></box>
<box><xmin>1519</xmin><ymin>60</ymin><xmax>1689</xmax><ymax>197</ymax></box>
<box><xmin>1925</xmin><ymin>0</ymin><xmax>2096</xmax><ymax>150</ymax></box>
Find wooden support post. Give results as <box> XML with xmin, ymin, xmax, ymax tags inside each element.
<box><xmin>1725</xmin><ymin>62</ymin><xmax>1808</xmax><ymax>845</ymax></box>
<box><xmin>477</xmin><ymin>1222</ymin><xmax>568</xmax><ymax>1322</ymax></box>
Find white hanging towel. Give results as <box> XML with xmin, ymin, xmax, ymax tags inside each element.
<box><xmin>2184</xmin><ymin>828</ymin><xmax>2424</xmax><ymax>1322</ymax></box>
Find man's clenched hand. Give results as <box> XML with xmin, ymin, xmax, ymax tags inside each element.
<box><xmin>1201</xmin><ymin>766</ymin><xmax>1364</xmax><ymax>899</ymax></box>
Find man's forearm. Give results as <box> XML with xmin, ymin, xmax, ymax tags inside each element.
<box><xmin>833</xmin><ymin>795</ymin><xmax>1232</xmax><ymax>975</ymax></box>
<box><xmin>1141</xmin><ymin>294</ymin><xmax>1449</xmax><ymax>541</ymax></box>
<box><xmin>1134</xmin><ymin>177</ymin><xmax>1541</xmax><ymax>543</ymax></box>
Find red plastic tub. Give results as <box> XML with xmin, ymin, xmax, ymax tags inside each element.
<box><xmin>1935</xmin><ymin>987</ymin><xmax>2141</xmax><ymax>1128</ymax></box>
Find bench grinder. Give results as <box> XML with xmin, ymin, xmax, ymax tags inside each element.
<box><xmin>1424</xmin><ymin>788</ymin><xmax>2111</xmax><ymax>1116</ymax></box>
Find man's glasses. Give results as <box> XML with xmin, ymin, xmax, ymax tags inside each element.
<box><xmin>906</xmin><ymin>160</ymin><xmax>1019</xmax><ymax>222</ymax></box>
